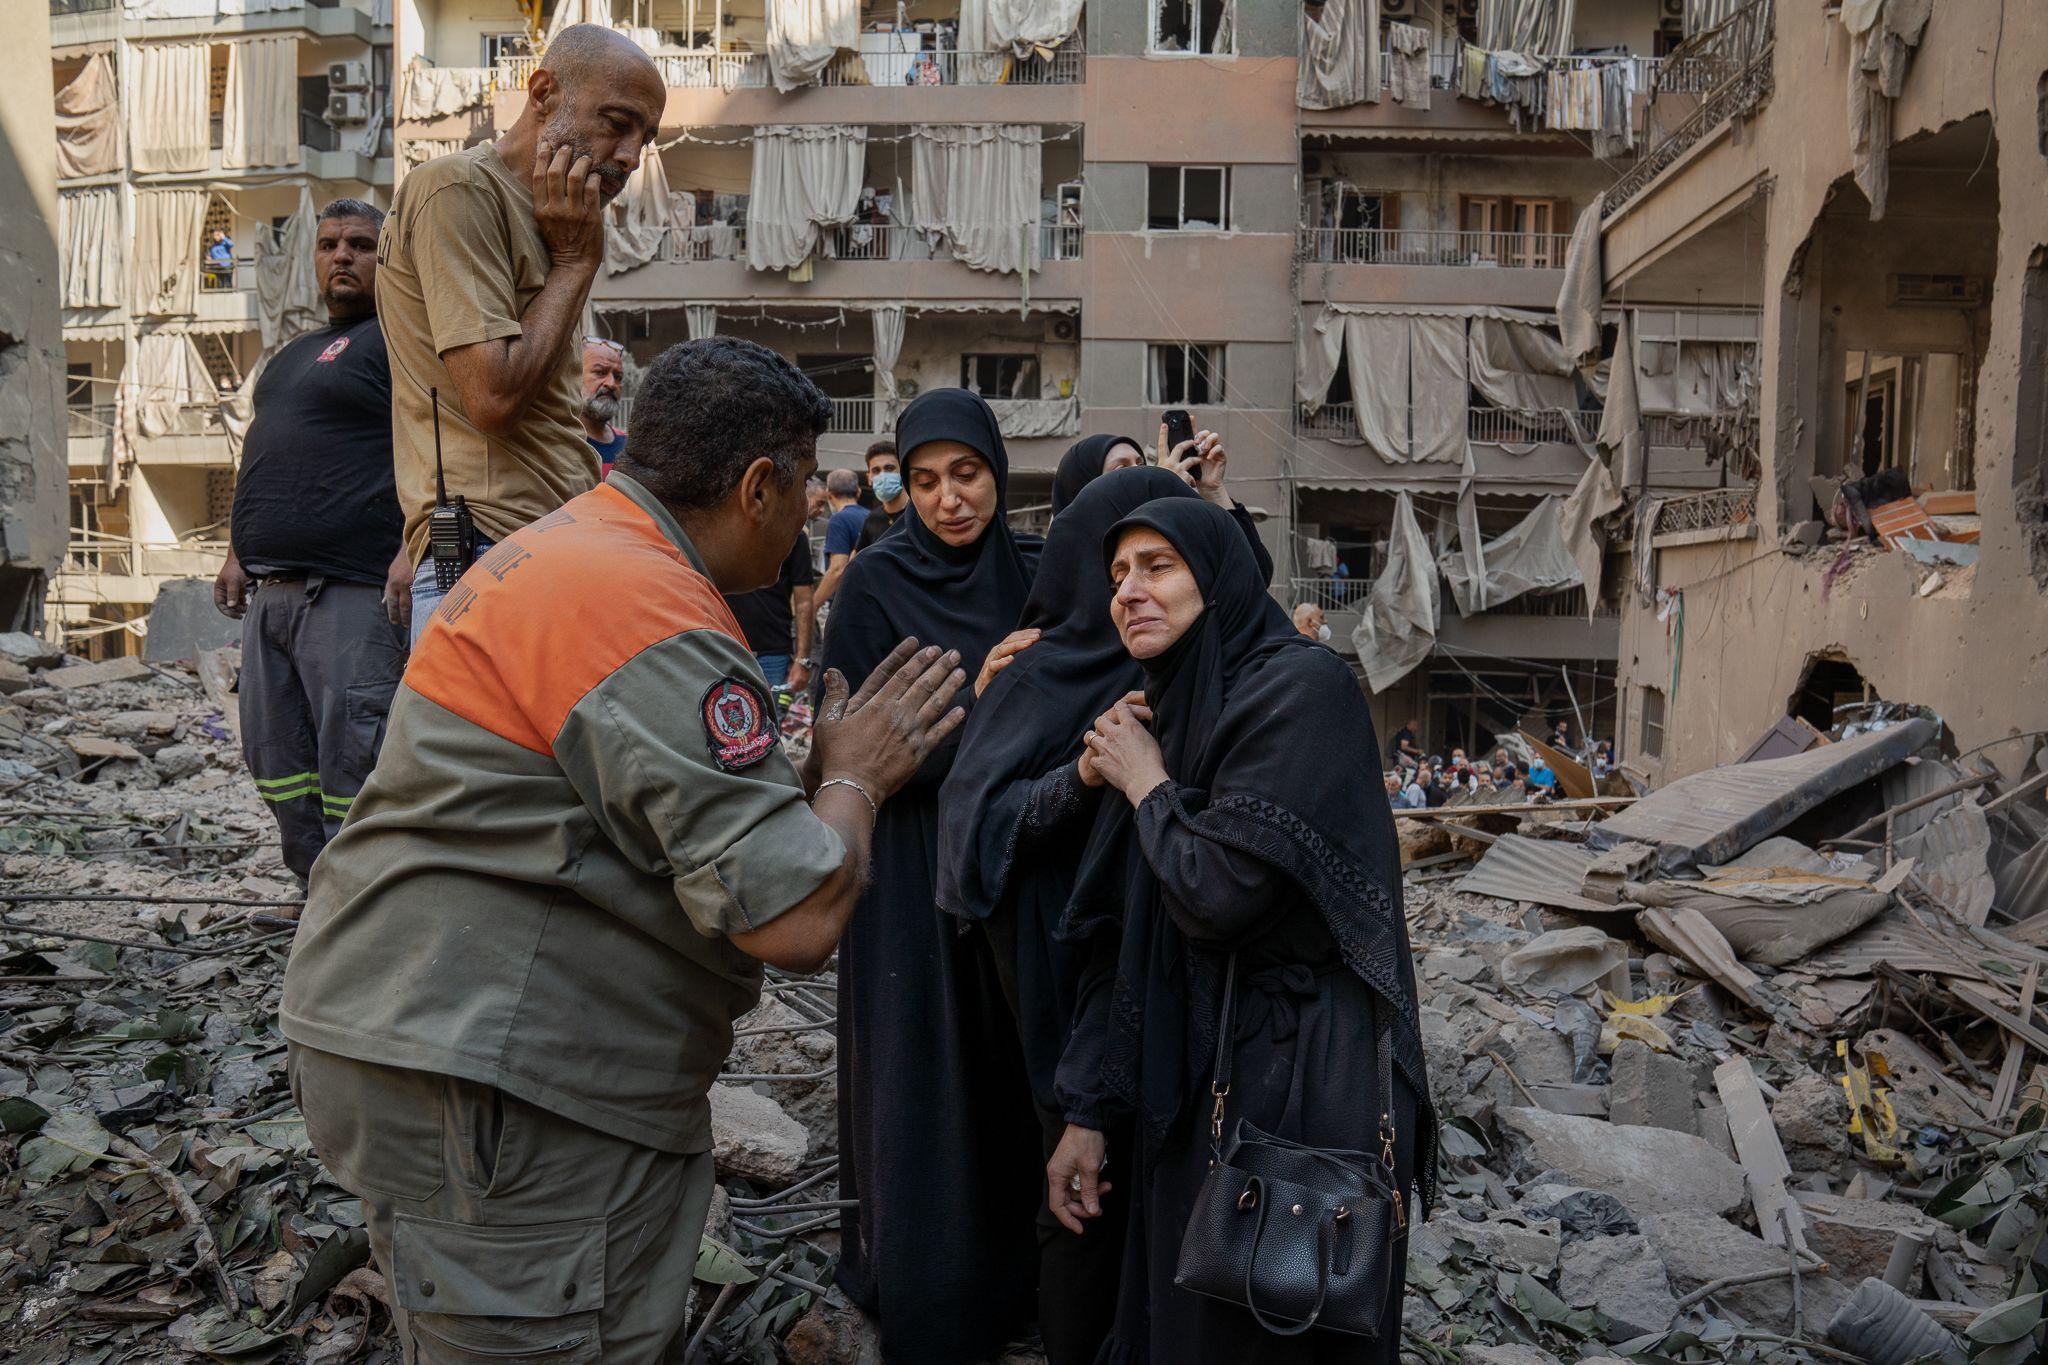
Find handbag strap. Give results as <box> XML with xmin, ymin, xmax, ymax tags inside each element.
<box><xmin>1207</xmin><ymin>953</ymin><xmax>1239</xmax><ymax>1153</ymax></box>
<box><xmin>1238</xmin><ymin>1177</ymin><xmax>1331</xmax><ymax>1337</ymax></box>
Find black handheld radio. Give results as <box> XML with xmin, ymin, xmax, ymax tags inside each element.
<box><xmin>427</xmin><ymin>386</ymin><xmax>477</xmax><ymax>591</ymax></box>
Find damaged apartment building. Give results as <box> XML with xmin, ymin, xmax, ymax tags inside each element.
<box><xmin>48</xmin><ymin>0</ymin><xmax>393</xmax><ymax>654</ymax></box>
<box><xmin>1566</xmin><ymin>0</ymin><xmax>2048</xmax><ymax>783</ymax></box>
<box><xmin>391</xmin><ymin>0</ymin><xmax>1740</xmax><ymax>751</ymax></box>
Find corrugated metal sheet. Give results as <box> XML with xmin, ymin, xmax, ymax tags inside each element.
<box><xmin>1587</xmin><ymin>720</ymin><xmax>1937</xmax><ymax>875</ymax></box>
<box><xmin>1454</xmin><ymin>834</ymin><xmax>1613</xmax><ymax>913</ymax></box>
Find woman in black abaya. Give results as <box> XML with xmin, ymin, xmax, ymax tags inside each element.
<box><xmin>1048</xmin><ymin>430</ymin><xmax>1275</xmax><ymax>582</ymax></box>
<box><xmin>1049</xmin><ymin>498</ymin><xmax>1438</xmax><ymax>1365</ymax></box>
<box><xmin>934</xmin><ymin>465</ymin><xmax>1205</xmax><ymax>1364</ymax></box>
<box><xmin>816</xmin><ymin>389</ymin><xmax>1044</xmax><ymax>1363</ymax></box>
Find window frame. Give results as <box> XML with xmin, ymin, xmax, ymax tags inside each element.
<box><xmin>960</xmin><ymin>352</ymin><xmax>1043</xmax><ymax>401</ymax></box>
<box><xmin>1148</xmin><ymin>0</ymin><xmax>1238</xmax><ymax>58</ymax></box>
<box><xmin>480</xmin><ymin>32</ymin><xmax>529</xmax><ymax>67</ymax></box>
<box><xmin>1147</xmin><ymin>165</ymin><xmax>1232</xmax><ymax>233</ymax></box>
<box><xmin>1145</xmin><ymin>342</ymin><xmax>1228</xmax><ymax>406</ymax></box>
<box><xmin>1639</xmin><ymin>684</ymin><xmax>1666</xmax><ymax>760</ymax></box>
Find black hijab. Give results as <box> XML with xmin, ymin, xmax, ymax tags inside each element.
<box><xmin>1063</xmin><ymin>500</ymin><xmax>1436</xmax><ymax>1188</ymax></box>
<box><xmin>935</xmin><ymin>466</ymin><xmax>1202</xmax><ymax>922</ymax></box>
<box><xmin>815</xmin><ymin>389</ymin><xmax>1038</xmax><ymax>724</ymax></box>
<box><xmin>1051</xmin><ymin>433</ymin><xmax>1144</xmax><ymax>516</ymax></box>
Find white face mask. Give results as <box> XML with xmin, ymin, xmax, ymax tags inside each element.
<box><xmin>1316</xmin><ymin>623</ymin><xmax>1332</xmax><ymax>642</ymax></box>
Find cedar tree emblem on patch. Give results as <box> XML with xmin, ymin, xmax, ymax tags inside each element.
<box><xmin>702</xmin><ymin>676</ymin><xmax>778</xmax><ymax>771</ymax></box>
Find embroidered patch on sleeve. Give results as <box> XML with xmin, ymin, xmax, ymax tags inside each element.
<box><xmin>701</xmin><ymin>677</ymin><xmax>779</xmax><ymax>772</ymax></box>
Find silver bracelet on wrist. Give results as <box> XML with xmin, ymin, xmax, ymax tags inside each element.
<box><xmin>815</xmin><ymin>776</ymin><xmax>878</xmax><ymax>818</ymax></box>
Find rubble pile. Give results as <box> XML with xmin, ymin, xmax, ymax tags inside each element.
<box><xmin>4</xmin><ymin>629</ymin><xmax>2046</xmax><ymax>1364</ymax></box>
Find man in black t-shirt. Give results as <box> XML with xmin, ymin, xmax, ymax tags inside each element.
<box><xmin>721</xmin><ymin>532</ymin><xmax>817</xmax><ymax>697</ymax></box>
<box><xmin>214</xmin><ymin>199</ymin><xmax>406</xmax><ymax>880</ymax></box>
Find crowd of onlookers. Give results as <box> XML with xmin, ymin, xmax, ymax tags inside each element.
<box><xmin>1377</xmin><ymin>714</ymin><xmax>1614</xmax><ymax>811</ymax></box>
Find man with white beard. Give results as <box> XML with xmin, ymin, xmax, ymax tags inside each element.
<box><xmin>579</xmin><ymin>335</ymin><xmax>628</xmax><ymax>471</ymax></box>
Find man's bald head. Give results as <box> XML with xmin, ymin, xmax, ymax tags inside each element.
<box><xmin>522</xmin><ymin>24</ymin><xmax>665</xmax><ymax>203</ymax></box>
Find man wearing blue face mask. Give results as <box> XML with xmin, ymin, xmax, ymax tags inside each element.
<box><xmin>855</xmin><ymin>438</ymin><xmax>909</xmax><ymax>550</ymax></box>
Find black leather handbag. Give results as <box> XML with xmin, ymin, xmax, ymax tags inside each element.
<box><xmin>1172</xmin><ymin>956</ymin><xmax>1408</xmax><ymax>1338</ymax></box>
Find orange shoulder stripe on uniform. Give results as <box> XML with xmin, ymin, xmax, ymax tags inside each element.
<box><xmin>404</xmin><ymin>482</ymin><xmax>746</xmax><ymax>755</ymax></box>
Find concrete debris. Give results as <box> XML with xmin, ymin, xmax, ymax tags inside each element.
<box><xmin>1496</xmin><ymin>1105</ymin><xmax>1746</xmax><ymax>1214</ymax></box>
<box><xmin>1607</xmin><ymin>1038</ymin><xmax>1696</xmax><ymax>1133</ymax></box>
<box><xmin>708</xmin><ymin>1082</ymin><xmax>810</xmax><ymax>1186</ymax></box>
<box><xmin>1557</xmin><ymin>1230</ymin><xmax>1681</xmax><ymax>1340</ymax></box>
<box><xmin>1641</xmin><ymin>1210</ymin><xmax>1853</xmax><ymax>1333</ymax></box>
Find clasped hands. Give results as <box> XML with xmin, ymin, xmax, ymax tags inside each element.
<box><xmin>1078</xmin><ymin>691</ymin><xmax>1167</xmax><ymax>807</ymax></box>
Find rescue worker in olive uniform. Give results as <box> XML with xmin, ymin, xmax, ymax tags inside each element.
<box><xmin>280</xmin><ymin>337</ymin><xmax>968</xmax><ymax>1363</ymax></box>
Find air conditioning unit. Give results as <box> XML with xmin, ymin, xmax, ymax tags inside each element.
<box><xmin>1662</xmin><ymin>0</ymin><xmax>1684</xmax><ymax>17</ymax></box>
<box><xmin>1382</xmin><ymin>0</ymin><xmax>1411</xmax><ymax>14</ymax></box>
<box><xmin>327</xmin><ymin>59</ymin><xmax>371</xmax><ymax>91</ymax></box>
<box><xmin>1045</xmin><ymin>316</ymin><xmax>1079</xmax><ymax>344</ymax></box>
<box><xmin>1891</xmin><ymin>274</ymin><xmax>1984</xmax><ymax>307</ymax></box>
<box><xmin>325</xmin><ymin>90</ymin><xmax>370</xmax><ymax>125</ymax></box>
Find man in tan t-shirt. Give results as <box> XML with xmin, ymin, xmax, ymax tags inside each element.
<box><xmin>376</xmin><ymin>23</ymin><xmax>665</xmax><ymax>642</ymax></box>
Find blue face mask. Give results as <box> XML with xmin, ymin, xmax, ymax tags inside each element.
<box><xmin>872</xmin><ymin>471</ymin><xmax>904</xmax><ymax>501</ymax></box>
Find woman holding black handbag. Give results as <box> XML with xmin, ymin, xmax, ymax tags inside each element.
<box><xmin>1049</xmin><ymin>498</ymin><xmax>1438</xmax><ymax>1363</ymax></box>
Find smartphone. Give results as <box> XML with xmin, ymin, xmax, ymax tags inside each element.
<box><xmin>1161</xmin><ymin>408</ymin><xmax>1197</xmax><ymax>468</ymax></box>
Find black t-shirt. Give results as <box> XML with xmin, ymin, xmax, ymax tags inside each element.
<box><xmin>1387</xmin><ymin>726</ymin><xmax>1416</xmax><ymax>764</ymax></box>
<box><xmin>855</xmin><ymin>503</ymin><xmax>906</xmax><ymax>550</ymax></box>
<box><xmin>723</xmin><ymin>536</ymin><xmax>817</xmax><ymax>658</ymax></box>
<box><xmin>230</xmin><ymin>316</ymin><xmax>400</xmax><ymax>585</ymax></box>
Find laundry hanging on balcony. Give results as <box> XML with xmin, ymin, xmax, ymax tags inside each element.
<box><xmin>55</xmin><ymin>53</ymin><xmax>121</xmax><ymax>179</ymax></box>
<box><xmin>765</xmin><ymin>0</ymin><xmax>858</xmax><ymax>92</ymax></box>
<box><xmin>129</xmin><ymin>43</ymin><xmax>211</xmax><ymax>174</ymax></box>
<box><xmin>1477</xmin><ymin>0</ymin><xmax>1576</xmax><ymax>59</ymax></box>
<box><xmin>1840</xmin><ymin>0</ymin><xmax>1931</xmax><ymax>220</ymax></box>
<box><xmin>1386</xmin><ymin>23</ymin><xmax>1432</xmax><ymax>108</ymax></box>
<box><xmin>224</xmin><ymin>37</ymin><xmax>300</xmax><ymax>169</ymax></box>
<box><xmin>129</xmin><ymin>189</ymin><xmax>209</xmax><ymax>316</ymax></box>
<box><xmin>256</xmin><ymin>187</ymin><xmax>320</xmax><ymax>351</ymax></box>
<box><xmin>60</xmin><ymin>189</ymin><xmax>124</xmax><ymax>312</ymax></box>
<box><xmin>606</xmin><ymin>149</ymin><xmax>686</xmax><ymax>275</ymax></box>
<box><xmin>746</xmin><ymin>125</ymin><xmax>867</xmax><ymax>271</ymax></box>
<box><xmin>122</xmin><ymin>0</ymin><xmax>303</xmax><ymax>15</ymax></box>
<box><xmin>1352</xmin><ymin>492</ymin><xmax>1439</xmax><ymax>692</ymax></box>
<box><xmin>399</xmin><ymin>59</ymin><xmax>493</xmax><ymax>121</ymax></box>
<box><xmin>543</xmin><ymin>0</ymin><xmax>614</xmax><ymax>44</ymax></box>
<box><xmin>957</xmin><ymin>0</ymin><xmax>1083</xmax><ymax>84</ymax></box>
<box><xmin>908</xmin><ymin>124</ymin><xmax>1043</xmax><ymax>277</ymax></box>
<box><xmin>1297</xmin><ymin>0</ymin><xmax>1380</xmax><ymax>109</ymax></box>
<box><xmin>1438</xmin><ymin>494</ymin><xmax>1583</xmax><ymax>616</ymax></box>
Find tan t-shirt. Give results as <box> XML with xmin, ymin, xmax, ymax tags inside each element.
<box><xmin>377</xmin><ymin>142</ymin><xmax>598</xmax><ymax>566</ymax></box>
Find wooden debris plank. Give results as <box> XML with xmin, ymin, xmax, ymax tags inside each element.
<box><xmin>1639</xmin><ymin>905</ymin><xmax>1764</xmax><ymax>1007</ymax></box>
<box><xmin>1398</xmin><ymin>797</ymin><xmax>1638</xmax><ymax>820</ymax></box>
<box><xmin>1950</xmin><ymin>981</ymin><xmax>2048</xmax><ymax>1058</ymax></box>
<box><xmin>1715</xmin><ymin>1055</ymin><xmax>1809</xmax><ymax>1255</ymax></box>
<box><xmin>1991</xmin><ymin>963</ymin><xmax>2040</xmax><ymax>1120</ymax></box>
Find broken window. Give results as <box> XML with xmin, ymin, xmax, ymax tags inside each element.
<box><xmin>1638</xmin><ymin>685</ymin><xmax>1665</xmax><ymax>760</ymax></box>
<box><xmin>1147</xmin><ymin>166</ymin><xmax>1230</xmax><ymax>232</ymax></box>
<box><xmin>960</xmin><ymin>353</ymin><xmax>1041</xmax><ymax>400</ymax></box>
<box><xmin>1305</xmin><ymin>182</ymin><xmax>1387</xmax><ymax>261</ymax></box>
<box><xmin>1151</xmin><ymin>0</ymin><xmax>1235</xmax><ymax>55</ymax></box>
<box><xmin>1838</xmin><ymin>350</ymin><xmax>1974</xmax><ymax>491</ymax></box>
<box><xmin>2018</xmin><ymin>251</ymin><xmax>2047</xmax><ymax>587</ymax></box>
<box><xmin>1147</xmin><ymin>343</ymin><xmax>1226</xmax><ymax>406</ymax></box>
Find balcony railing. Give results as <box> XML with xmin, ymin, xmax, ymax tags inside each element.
<box><xmin>657</xmin><ymin>223</ymin><xmax>748</xmax><ymax>262</ymax></box>
<box><xmin>1604</xmin><ymin>0</ymin><xmax>1776</xmax><ymax>219</ymax></box>
<box><xmin>1378</xmin><ymin>48</ymin><xmax>1460</xmax><ymax>90</ymax></box>
<box><xmin>822</xmin><ymin>221</ymin><xmax>1082</xmax><ymax>262</ymax></box>
<box><xmin>1486</xmin><ymin>585</ymin><xmax>1615</xmax><ymax>618</ymax></box>
<box><xmin>828</xmin><ymin>396</ymin><xmax>877</xmax><ymax>434</ymax></box>
<box><xmin>1295</xmin><ymin>401</ymin><xmax>1358</xmax><ymax>439</ymax></box>
<box><xmin>64</xmin><ymin>534</ymin><xmax>230</xmax><ymax>579</ymax></box>
<box><xmin>1468</xmin><ymin>407</ymin><xmax>1601</xmax><ymax>444</ymax></box>
<box><xmin>198</xmin><ymin>255</ymin><xmax>256</xmax><ymax>293</ymax></box>
<box><xmin>1650</xmin><ymin>486</ymin><xmax>1755</xmax><ymax>537</ymax></box>
<box><xmin>67</xmin><ymin>403</ymin><xmax>115</xmax><ymax>438</ymax></box>
<box><xmin>50</xmin><ymin>0</ymin><xmax>116</xmax><ymax>12</ymax></box>
<box><xmin>1289</xmin><ymin>575</ymin><xmax>1373</xmax><ymax>611</ymax></box>
<box><xmin>496</xmin><ymin>40</ymin><xmax>1083</xmax><ymax>93</ymax></box>
<box><xmin>1296</xmin><ymin>227</ymin><xmax>1572</xmax><ymax>269</ymax></box>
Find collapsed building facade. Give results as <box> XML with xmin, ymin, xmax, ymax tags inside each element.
<box><xmin>1587</xmin><ymin>0</ymin><xmax>2048</xmax><ymax>781</ymax></box>
<box><xmin>48</xmin><ymin>0</ymin><xmax>394</xmax><ymax>653</ymax></box>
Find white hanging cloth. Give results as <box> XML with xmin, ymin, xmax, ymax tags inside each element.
<box><xmin>871</xmin><ymin>306</ymin><xmax>905</xmax><ymax>403</ymax></box>
<box><xmin>745</xmin><ymin>125</ymin><xmax>867</xmax><ymax>271</ymax></box>
<box><xmin>255</xmin><ymin>187</ymin><xmax>320</xmax><ymax>350</ymax></box>
<box><xmin>544</xmin><ymin>0</ymin><xmax>615</xmax><ymax>45</ymax></box>
<box><xmin>908</xmin><ymin>124</ymin><xmax>1043</xmax><ymax>276</ymax></box>
<box><xmin>605</xmin><ymin>150</ymin><xmax>685</xmax><ymax>275</ymax></box>
<box><xmin>129</xmin><ymin>43</ymin><xmax>212</xmax><ymax>174</ymax></box>
<box><xmin>55</xmin><ymin>53</ymin><xmax>122</xmax><ymax>179</ymax></box>
<box><xmin>399</xmin><ymin>59</ymin><xmax>493</xmax><ymax>120</ymax></box>
<box><xmin>129</xmin><ymin>189</ymin><xmax>209</xmax><ymax>316</ymax></box>
<box><xmin>685</xmin><ymin>305</ymin><xmax>718</xmax><ymax>340</ymax></box>
<box><xmin>60</xmin><ymin>189</ymin><xmax>125</xmax><ymax>311</ymax></box>
<box><xmin>223</xmin><ymin>37</ymin><xmax>300</xmax><ymax>169</ymax></box>
<box><xmin>125</xmin><ymin>332</ymin><xmax>218</xmax><ymax>441</ymax></box>
<box><xmin>1352</xmin><ymin>492</ymin><xmax>1439</xmax><ymax>692</ymax></box>
<box><xmin>764</xmin><ymin>0</ymin><xmax>858</xmax><ymax>92</ymax></box>
<box><xmin>1468</xmin><ymin>316</ymin><xmax>1577</xmax><ymax>413</ymax></box>
<box><xmin>1439</xmin><ymin>495</ymin><xmax>1582</xmax><ymax>617</ymax></box>
<box><xmin>959</xmin><ymin>0</ymin><xmax>1085</xmax><ymax>83</ymax></box>
<box><xmin>1556</xmin><ymin>202</ymin><xmax>1604</xmax><ymax>365</ymax></box>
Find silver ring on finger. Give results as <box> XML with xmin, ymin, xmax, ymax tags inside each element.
<box><xmin>1069</xmin><ymin>1173</ymin><xmax>1083</xmax><ymax>1192</ymax></box>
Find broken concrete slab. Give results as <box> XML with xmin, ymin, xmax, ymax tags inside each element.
<box><xmin>1771</xmin><ymin>1070</ymin><xmax>1852</xmax><ymax>1163</ymax></box>
<box><xmin>143</xmin><ymin>577</ymin><xmax>243</xmax><ymax>665</ymax></box>
<box><xmin>1499</xmin><ymin>926</ymin><xmax>1627</xmax><ymax>997</ymax></box>
<box><xmin>67</xmin><ymin>735</ymin><xmax>143</xmax><ymax>761</ymax></box>
<box><xmin>1558</xmin><ymin>1231</ymin><xmax>1681</xmax><ymax>1341</ymax></box>
<box><xmin>1608</xmin><ymin>1039</ymin><xmax>1697</xmax><ymax>1133</ymax></box>
<box><xmin>1587</xmin><ymin>719</ymin><xmax>1938</xmax><ymax>874</ymax></box>
<box><xmin>0</xmin><ymin>632</ymin><xmax>63</xmax><ymax>670</ymax></box>
<box><xmin>1415</xmin><ymin>1208</ymin><xmax>1562</xmax><ymax>1274</ymax></box>
<box><xmin>1458</xmin><ymin>1346</ymin><xmax>1563</xmax><ymax>1365</ymax></box>
<box><xmin>1796</xmin><ymin>1193</ymin><xmax>1946</xmax><ymax>1286</ymax></box>
<box><xmin>43</xmin><ymin>656</ymin><xmax>154</xmax><ymax>691</ymax></box>
<box><xmin>0</xmin><ymin>659</ymin><xmax>32</xmax><ymax>694</ymax></box>
<box><xmin>1495</xmin><ymin>1106</ymin><xmax>1745</xmax><ymax>1215</ymax></box>
<box><xmin>1640</xmin><ymin>1211</ymin><xmax>1851</xmax><ymax>1334</ymax></box>
<box><xmin>707</xmin><ymin>1081</ymin><xmax>808</xmax><ymax>1186</ymax></box>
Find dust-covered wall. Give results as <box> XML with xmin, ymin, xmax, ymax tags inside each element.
<box><xmin>0</xmin><ymin>1</ymin><xmax>69</xmax><ymax>629</ymax></box>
